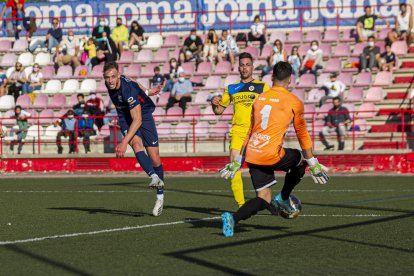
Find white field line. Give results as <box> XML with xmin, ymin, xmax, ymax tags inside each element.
<box><xmin>0</xmin><ymin>214</ymin><xmax>395</xmax><ymax>246</ymax></box>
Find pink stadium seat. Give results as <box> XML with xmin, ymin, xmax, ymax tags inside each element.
<box><xmin>342</xmin><ymin>103</ymin><xmax>355</xmax><ymax>118</ymax></box>
<box><xmin>171</xmin><ymin>48</ymin><xmax>181</xmax><ymax>60</ymax></box>
<box><xmin>189</xmin><ymin>76</ymin><xmax>203</xmax><ymax>88</ymax></box>
<box><xmin>345</xmin><ymin>88</ymin><xmax>363</xmax><ymax>102</ymax></box>
<box><xmin>192</xmin><ymin>121</ymin><xmax>210</xmax><ymax>137</ymax></box>
<box><xmin>181</xmin><ymin>62</ymin><xmax>195</xmax><ymax>76</ymax></box>
<box><xmin>157</xmin><ymin>123</ymin><xmax>172</xmax><ymax>137</ymax></box>
<box><xmin>194</xmin><ymin>61</ymin><xmax>212</xmax><ymax>76</ymax></box>
<box><xmin>73</xmin><ymin>65</ymin><xmax>89</xmax><ymax>79</ymax></box>
<box><xmin>152</xmin><ymin>107</ymin><xmax>165</xmax><ymax>123</ymax></box>
<box><xmin>269</xmin><ymin>31</ymin><xmax>286</xmax><ymax>44</ymax></box>
<box><xmin>193</xmin><ymin>91</ymin><xmax>210</xmax><ymax>105</ymax></box>
<box><xmin>319</xmin><ymin>44</ymin><xmax>332</xmax><ymax>58</ymax></box>
<box><xmin>11</xmin><ymin>39</ymin><xmax>27</xmax><ymax>52</ymax></box>
<box><xmin>305</xmin><ymin>30</ymin><xmax>321</xmax><ymax>43</ymax></box>
<box><xmin>259</xmin><ymin>46</ymin><xmax>272</xmax><ymax>60</ymax></box>
<box><xmin>153</xmin><ymin>48</ymin><xmax>169</xmax><ymax>63</ymax></box>
<box><xmin>304</xmin><ymin>104</ymin><xmax>316</xmax><ymax>119</ymax></box>
<box><xmin>357</xmin><ymin>103</ymin><xmax>376</xmax><ymax>118</ymax></box>
<box><xmin>135</xmin><ymin>49</ymin><xmax>153</xmax><ymax>63</ymax></box>
<box><xmin>308</xmin><ymin>120</ymin><xmax>325</xmax><ymax>135</ymax></box>
<box><xmin>244</xmin><ymin>46</ymin><xmax>259</xmax><ymax>60</ymax></box>
<box><xmin>38</xmin><ymin>109</ymin><xmax>54</xmax><ymax>125</ymax></box>
<box><xmin>56</xmin><ymin>65</ymin><xmax>72</xmax><ymax>79</ymax></box>
<box><xmin>157</xmin><ymin>92</ymin><xmax>170</xmax><ymax>107</ymax></box>
<box><xmin>163</xmin><ymin>34</ymin><xmax>179</xmax><ymax>48</ymax></box>
<box><xmin>0</xmin><ymin>40</ymin><xmax>11</xmax><ymax>52</ymax></box>
<box><xmin>32</xmin><ymin>95</ymin><xmax>48</xmax><ymax>110</ymax></box>
<box><xmin>140</xmin><ymin>63</ymin><xmax>158</xmax><ymax>78</ymax></box>
<box><xmin>66</xmin><ymin>94</ymin><xmax>78</xmax><ymax>108</ymax></box>
<box><xmin>91</xmin><ymin>64</ymin><xmax>104</xmax><ymax>78</ymax></box>
<box><xmin>96</xmin><ymin>79</ymin><xmax>107</xmax><ymax>93</ymax></box>
<box><xmin>337</xmin><ymin>72</ymin><xmax>353</xmax><ymax>87</ymax></box>
<box><xmin>296</xmin><ymin>74</ymin><xmax>315</xmax><ymax>88</ymax></box>
<box><xmin>183</xmin><ymin>106</ymin><xmax>201</xmax><ymax>122</ymax></box>
<box><xmin>378</xmin><ymin>27</ymin><xmax>392</xmax><ymax>40</ymax></box>
<box><xmin>119</xmin><ymin>51</ymin><xmax>134</xmax><ymax>64</ymax></box>
<box><xmin>324</xmin><ymin>58</ymin><xmax>341</xmax><ymax>73</ymax></box>
<box><xmin>307</xmin><ymin>89</ymin><xmax>325</xmax><ymax>104</ymax></box>
<box><xmin>172</xmin><ymin>122</ymin><xmax>192</xmax><ymax>138</ymax></box>
<box><xmin>221</xmin><ymin>104</ymin><xmax>233</xmax><ymax>121</ymax></box>
<box><xmin>262</xmin><ymin>74</ymin><xmax>272</xmax><ymax>87</ymax></box>
<box><xmin>341</xmin><ymin>57</ymin><xmax>359</xmax><ymax>73</ymax></box>
<box><xmin>57</xmin><ymin>109</ymin><xmax>69</xmax><ymax>118</ymax></box>
<box><xmin>48</xmin><ymin>94</ymin><xmax>66</xmax><ymax>109</ymax></box>
<box><xmin>125</xmin><ymin>63</ymin><xmax>141</xmax><ymax>79</ymax></box>
<box><xmin>213</xmin><ymin>61</ymin><xmax>231</xmax><ymax>76</ymax></box>
<box><xmin>317</xmin><ymin>73</ymin><xmax>331</xmax><ymax>87</ymax></box>
<box><xmin>377</xmin><ymin>41</ymin><xmax>385</xmax><ymax>53</ymax></box>
<box><xmin>354</xmin><ymin>119</ymin><xmax>368</xmax><ymax>132</ymax></box>
<box><xmin>224</xmin><ymin>75</ymin><xmax>240</xmax><ymax>87</ymax></box>
<box><xmin>210</xmin><ymin>121</ymin><xmax>229</xmax><ymax>138</ymax></box>
<box><xmin>160</xmin><ymin>64</ymin><xmax>171</xmax><ymax>75</ymax></box>
<box><xmin>2</xmin><ymin>110</ymin><xmax>16</xmax><ymax>125</ymax></box>
<box><xmin>27</xmin><ymin>109</ymin><xmax>38</xmax><ymax>124</ymax></box>
<box><xmin>340</xmin><ymin>29</ymin><xmax>355</xmax><ymax>42</ymax></box>
<box><xmin>298</xmin><ymin>44</ymin><xmax>310</xmax><ymax>57</ymax></box>
<box><xmin>200</xmin><ymin>107</ymin><xmax>217</xmax><ymax>121</ymax></box>
<box><xmin>16</xmin><ymin>95</ymin><xmax>32</xmax><ymax>109</ymax></box>
<box><xmin>286</xmin><ymin>30</ymin><xmax>303</xmax><ymax>43</ymax></box>
<box><xmin>391</xmin><ymin>41</ymin><xmax>408</xmax><ymax>56</ymax></box>
<box><xmin>332</xmin><ymin>43</ymin><xmax>350</xmax><ymax>58</ymax></box>
<box><xmin>317</xmin><ymin>103</ymin><xmax>333</xmax><ymax>119</ymax></box>
<box><xmin>351</xmin><ymin>42</ymin><xmax>366</xmax><ymax>57</ymax></box>
<box><xmin>365</xmin><ymin>87</ymin><xmax>384</xmax><ymax>102</ymax></box>
<box><xmin>40</xmin><ymin>65</ymin><xmax>54</xmax><ymax>79</ymax></box>
<box><xmin>292</xmin><ymin>89</ymin><xmax>305</xmax><ymax>102</ymax></box>
<box><xmin>96</xmin><ymin>124</ymin><xmax>111</xmax><ymax>139</ymax></box>
<box><xmin>353</xmin><ymin>72</ymin><xmax>372</xmax><ymax>87</ymax></box>
<box><xmin>204</xmin><ymin>76</ymin><xmax>221</xmax><ymax>90</ymax></box>
<box><xmin>373</xmin><ymin>71</ymin><xmax>392</xmax><ymax>87</ymax></box>
<box><xmin>137</xmin><ymin>78</ymin><xmax>150</xmax><ymax>89</ymax></box>
<box><xmin>0</xmin><ymin>53</ymin><xmax>17</xmax><ymax>67</ymax></box>
<box><xmin>323</xmin><ymin>29</ymin><xmax>339</xmax><ymax>43</ymax></box>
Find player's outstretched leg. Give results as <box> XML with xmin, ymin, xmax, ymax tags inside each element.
<box><xmin>152</xmin><ymin>164</ymin><xmax>164</xmax><ymax>216</ymax></box>
<box><xmin>135</xmin><ymin>151</ymin><xmax>164</xmax><ymax>189</ymax></box>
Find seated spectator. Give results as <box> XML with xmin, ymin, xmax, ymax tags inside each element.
<box><xmin>0</xmin><ymin>0</ymin><xmax>25</xmax><ymax>40</ymax></box>
<box><xmin>28</xmin><ymin>17</ymin><xmax>62</xmax><ymax>53</ymax></box>
<box><xmin>179</xmin><ymin>29</ymin><xmax>203</xmax><ymax>64</ymax></box>
<box><xmin>262</xmin><ymin>39</ymin><xmax>287</xmax><ymax>77</ymax></box>
<box><xmin>320</xmin><ymin>72</ymin><xmax>346</xmax><ymax>106</ymax></box>
<box><xmin>359</xmin><ymin>36</ymin><xmax>380</xmax><ymax>72</ymax></box>
<box><xmin>97</xmin><ymin>32</ymin><xmax>118</xmax><ymax>63</ymax></box>
<box><xmin>92</xmin><ymin>17</ymin><xmax>110</xmax><ymax>48</ymax></box>
<box><xmin>111</xmin><ymin>17</ymin><xmax>128</xmax><ymax>56</ymax></box>
<box><xmin>73</xmin><ymin>93</ymin><xmax>86</xmax><ymax>116</ymax></box>
<box><xmin>319</xmin><ymin>97</ymin><xmax>351</xmax><ymax>151</ymax></box>
<box><xmin>0</xmin><ymin>126</ymin><xmax>4</xmax><ymax>138</ymax></box>
<box><xmin>288</xmin><ymin>46</ymin><xmax>302</xmax><ymax>84</ymax></box>
<box><xmin>56</xmin><ymin>109</ymin><xmax>76</xmax><ymax>154</ymax></box>
<box><xmin>378</xmin><ymin>44</ymin><xmax>396</xmax><ymax>72</ymax></box>
<box><xmin>217</xmin><ymin>29</ymin><xmax>239</xmax><ymax>70</ymax></box>
<box><xmin>151</xmin><ymin>66</ymin><xmax>164</xmax><ymax>88</ymax></box>
<box><xmin>356</xmin><ymin>5</ymin><xmax>389</xmax><ymax>42</ymax></box>
<box><xmin>103</xmin><ymin>99</ymin><xmax>117</xmax><ymax>125</ymax></box>
<box><xmin>388</xmin><ymin>3</ymin><xmax>414</xmax><ymax>44</ymax></box>
<box><xmin>0</xmin><ymin>66</ymin><xmax>7</xmax><ymax>96</ymax></box>
<box><xmin>56</xmin><ymin>31</ymin><xmax>80</xmax><ymax>69</ymax></box>
<box><xmin>128</xmin><ymin>20</ymin><xmax>145</xmax><ymax>49</ymax></box>
<box><xmin>9</xmin><ymin>105</ymin><xmax>30</xmax><ymax>154</ymax></box>
<box><xmin>82</xmin><ymin>37</ymin><xmax>98</xmax><ymax>72</ymax></box>
<box><xmin>248</xmin><ymin>15</ymin><xmax>266</xmax><ymax>52</ymax></box>
<box><xmin>163</xmin><ymin>58</ymin><xmax>184</xmax><ymax>92</ymax></box>
<box><xmin>49</xmin><ymin>118</ymin><xmax>62</xmax><ymax>139</ymax></box>
<box><xmin>85</xmin><ymin>92</ymin><xmax>104</xmax><ymax>129</ymax></box>
<box><xmin>7</xmin><ymin>62</ymin><xmax>27</xmax><ymax>101</ymax></box>
<box><xmin>300</xmin><ymin>40</ymin><xmax>323</xmax><ymax>80</ymax></box>
<box><xmin>78</xmin><ymin>110</ymin><xmax>96</xmax><ymax>154</ymax></box>
<box><xmin>27</xmin><ymin>63</ymin><xmax>43</xmax><ymax>101</ymax></box>
<box><xmin>203</xmin><ymin>29</ymin><xmax>218</xmax><ymax>63</ymax></box>
<box><xmin>166</xmin><ymin>72</ymin><xmax>192</xmax><ymax>114</ymax></box>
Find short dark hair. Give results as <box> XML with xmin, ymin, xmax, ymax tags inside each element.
<box><xmin>190</xmin><ymin>29</ymin><xmax>196</xmax><ymax>33</ymax></box>
<box><xmin>77</xmin><ymin>93</ymin><xmax>84</xmax><ymax>98</ymax></box>
<box><xmin>154</xmin><ymin>66</ymin><xmax>160</xmax><ymax>72</ymax></box>
<box><xmin>364</xmin><ymin>5</ymin><xmax>371</xmax><ymax>10</ymax></box>
<box><xmin>103</xmin><ymin>61</ymin><xmax>119</xmax><ymax>73</ymax></box>
<box><xmin>400</xmin><ymin>3</ymin><xmax>407</xmax><ymax>8</ymax></box>
<box><xmin>116</xmin><ymin>17</ymin><xmax>122</xmax><ymax>21</ymax></box>
<box><xmin>15</xmin><ymin>105</ymin><xmax>22</xmax><ymax>110</ymax></box>
<box><xmin>254</xmin><ymin>15</ymin><xmax>260</xmax><ymax>21</ymax></box>
<box><xmin>333</xmin><ymin>96</ymin><xmax>341</xmax><ymax>102</ymax></box>
<box><xmin>368</xmin><ymin>35</ymin><xmax>375</xmax><ymax>40</ymax></box>
<box><xmin>311</xmin><ymin>40</ymin><xmax>319</xmax><ymax>46</ymax></box>
<box><xmin>272</xmin><ymin>61</ymin><xmax>292</xmax><ymax>82</ymax></box>
<box><xmin>238</xmin><ymin>52</ymin><xmax>253</xmax><ymax>63</ymax></box>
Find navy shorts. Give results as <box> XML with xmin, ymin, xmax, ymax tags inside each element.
<box><xmin>119</xmin><ymin>116</ymin><xmax>159</xmax><ymax>147</ymax></box>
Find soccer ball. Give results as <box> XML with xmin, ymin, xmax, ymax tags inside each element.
<box><xmin>278</xmin><ymin>195</ymin><xmax>302</xmax><ymax>219</ymax></box>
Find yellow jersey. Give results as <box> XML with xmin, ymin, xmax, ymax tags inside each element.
<box><xmin>219</xmin><ymin>79</ymin><xmax>270</xmax><ymax>129</ymax></box>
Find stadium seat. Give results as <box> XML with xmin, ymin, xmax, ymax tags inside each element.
<box><xmin>125</xmin><ymin>64</ymin><xmax>141</xmax><ymax>79</ymax></box>
<box><xmin>307</xmin><ymin>88</ymin><xmax>325</xmax><ymax>104</ymax></box>
<box><xmin>56</xmin><ymin>109</ymin><xmax>69</xmax><ymax>118</ymax></box>
<box><xmin>317</xmin><ymin>103</ymin><xmax>333</xmax><ymax>119</ymax></box>
<box><xmin>221</xmin><ymin>104</ymin><xmax>233</xmax><ymax>121</ymax></box>
<box><xmin>118</xmin><ymin>51</ymin><xmax>134</xmax><ymax>64</ymax></box>
<box><xmin>308</xmin><ymin>120</ymin><xmax>325</xmax><ymax>135</ymax></box>
<box><xmin>353</xmin><ymin>119</ymin><xmax>368</xmax><ymax>132</ymax></box>
<box><xmin>6</xmin><ymin>66</ymin><xmax>15</xmax><ymax>78</ymax></box>
<box><xmin>152</xmin><ymin>107</ymin><xmax>165</xmax><ymax>123</ymax></box>
<box><xmin>160</xmin><ymin>64</ymin><xmax>171</xmax><ymax>75</ymax></box>
<box><xmin>365</xmin><ymin>87</ymin><xmax>384</xmax><ymax>102</ymax></box>
<box><xmin>337</xmin><ymin>72</ymin><xmax>353</xmax><ymax>87</ymax></box>
<box><xmin>0</xmin><ymin>52</ymin><xmax>17</xmax><ymax>67</ymax></box>
<box><xmin>299</xmin><ymin>44</ymin><xmax>311</xmax><ymax>57</ymax></box>
<box><xmin>194</xmin><ymin>61</ymin><xmax>212</xmax><ymax>76</ymax></box>
<box><xmin>342</xmin><ymin>103</ymin><xmax>355</xmax><ymax>118</ymax></box>
<box><xmin>209</xmin><ymin>121</ymin><xmax>229</xmax><ymax>138</ymax></box>
<box><xmin>262</xmin><ymin>74</ymin><xmax>272</xmax><ymax>88</ymax></box>
<box><xmin>32</xmin><ymin>95</ymin><xmax>49</xmax><ymax>110</ymax></box>
<box><xmin>142</xmin><ymin>34</ymin><xmax>163</xmax><ymax>49</ymax></box>
<box><xmin>224</xmin><ymin>75</ymin><xmax>240</xmax><ymax>87</ymax></box>
<box><xmin>286</xmin><ymin>30</ymin><xmax>303</xmax><ymax>43</ymax></box>
<box><xmin>181</xmin><ymin>62</ymin><xmax>195</xmax><ymax>76</ymax></box>
<box><xmin>304</xmin><ymin>104</ymin><xmax>316</xmax><ymax>119</ymax></box>
<box><xmin>292</xmin><ymin>89</ymin><xmax>305</xmax><ymax>102</ymax></box>
<box><xmin>96</xmin><ymin>124</ymin><xmax>111</xmax><ymax>140</ymax></box>
<box><xmin>24</xmin><ymin>66</ymin><xmax>33</xmax><ymax>78</ymax></box>
<box><xmin>56</xmin><ymin>65</ymin><xmax>73</xmax><ymax>79</ymax></box>
<box><xmin>137</xmin><ymin>78</ymin><xmax>150</xmax><ymax>89</ymax></box>
<box><xmin>164</xmin><ymin>106</ymin><xmax>183</xmax><ymax>122</ymax></box>
<box><xmin>324</xmin><ymin>58</ymin><xmax>341</xmax><ymax>73</ymax></box>
<box><xmin>259</xmin><ymin>46</ymin><xmax>272</xmax><ymax>60</ymax></box>
<box><xmin>38</xmin><ymin>109</ymin><xmax>54</xmax><ymax>125</ymax></box>
<box><xmin>40</xmin><ymin>65</ymin><xmax>54</xmax><ymax>80</ymax></box>
<box><xmin>77</xmin><ymin>79</ymin><xmax>97</xmax><ymax>93</ymax></box>
<box><xmin>140</xmin><ymin>63</ymin><xmax>158</xmax><ymax>78</ymax></box>
<box><xmin>191</xmin><ymin>121</ymin><xmax>210</xmax><ymax>138</ymax></box>
<box><xmin>296</xmin><ymin>74</ymin><xmax>315</xmax><ymax>88</ymax></box>
<box><xmin>153</xmin><ymin>48</ymin><xmax>169</xmax><ymax>63</ymax></box>
<box><xmin>203</xmin><ymin>76</ymin><xmax>221</xmax><ymax>90</ymax></box>
<box><xmin>183</xmin><ymin>106</ymin><xmax>201</xmax><ymax>122</ymax></box>
<box><xmin>73</xmin><ymin>65</ymin><xmax>89</xmax><ymax>79</ymax></box>
<box><xmin>16</xmin><ymin>95</ymin><xmax>32</xmax><ymax>109</ymax></box>
<box><xmin>317</xmin><ymin>73</ymin><xmax>330</xmax><ymax>87</ymax></box>
<box><xmin>378</xmin><ymin>27</ymin><xmax>392</xmax><ymax>40</ymax></box>
<box><xmin>96</xmin><ymin>79</ymin><xmax>107</xmax><ymax>93</ymax></box>
<box><xmin>356</xmin><ymin>103</ymin><xmax>376</xmax><ymax>118</ymax></box>
<box><xmin>162</xmin><ymin>34</ymin><xmax>179</xmax><ymax>48</ymax></box>
<box><xmin>0</xmin><ymin>40</ymin><xmax>11</xmax><ymax>52</ymax></box>
<box><xmin>17</xmin><ymin>52</ymin><xmax>34</xmax><ymax>67</ymax></box>
<box><xmin>48</xmin><ymin>94</ymin><xmax>66</xmax><ymax>109</ymax></box>
<box><xmin>332</xmin><ymin>43</ymin><xmax>350</xmax><ymax>58</ymax></box>
<box><xmin>305</xmin><ymin>30</ymin><xmax>321</xmax><ymax>43</ymax></box>
<box><xmin>91</xmin><ymin>64</ymin><xmax>104</xmax><ymax>78</ymax></box>
<box><xmin>320</xmin><ymin>44</ymin><xmax>332</xmax><ymax>58</ymax></box>
<box><xmin>353</xmin><ymin>72</ymin><xmax>372</xmax><ymax>87</ymax></box>
<box><xmin>61</xmin><ymin>79</ymin><xmax>79</xmax><ymax>94</ymax></box>
<box><xmin>0</xmin><ymin>95</ymin><xmax>15</xmax><ymax>111</ymax></box>
<box><xmin>189</xmin><ymin>76</ymin><xmax>203</xmax><ymax>88</ymax></box>
<box><xmin>193</xmin><ymin>91</ymin><xmax>210</xmax><ymax>105</ymax></box>
<box><xmin>200</xmin><ymin>106</ymin><xmax>217</xmax><ymax>121</ymax></box>
<box><xmin>373</xmin><ymin>71</ymin><xmax>392</xmax><ymax>87</ymax></box>
<box><xmin>157</xmin><ymin>123</ymin><xmax>172</xmax><ymax>137</ymax></box>
<box><xmin>391</xmin><ymin>41</ymin><xmax>408</xmax><ymax>56</ymax></box>
<box><xmin>135</xmin><ymin>49</ymin><xmax>153</xmax><ymax>64</ymax></box>
<box><xmin>41</xmin><ymin>124</ymin><xmax>61</xmax><ymax>141</ymax></box>
<box><xmin>340</xmin><ymin>29</ymin><xmax>355</xmax><ymax>42</ymax></box>
<box><xmin>268</xmin><ymin>31</ymin><xmax>286</xmax><ymax>44</ymax></box>
<box><xmin>345</xmin><ymin>88</ymin><xmax>363</xmax><ymax>102</ymax></box>
<box><xmin>172</xmin><ymin>122</ymin><xmax>192</xmax><ymax>138</ymax></box>
<box><xmin>34</xmin><ymin>52</ymin><xmax>52</xmax><ymax>66</ymax></box>
<box><xmin>323</xmin><ymin>29</ymin><xmax>339</xmax><ymax>43</ymax></box>
<box><xmin>213</xmin><ymin>61</ymin><xmax>231</xmax><ymax>76</ymax></box>
<box><xmin>1</xmin><ymin>110</ymin><xmax>16</xmax><ymax>125</ymax></box>
<box><xmin>244</xmin><ymin>46</ymin><xmax>259</xmax><ymax>60</ymax></box>
<box><xmin>40</xmin><ymin>79</ymin><xmax>62</xmax><ymax>94</ymax></box>
<box><xmin>27</xmin><ymin>109</ymin><xmax>39</xmax><ymax>124</ymax></box>
<box><xmin>351</xmin><ymin>42</ymin><xmax>366</xmax><ymax>57</ymax></box>
<box><xmin>11</xmin><ymin>39</ymin><xmax>27</xmax><ymax>52</ymax></box>
<box><xmin>157</xmin><ymin>92</ymin><xmax>170</xmax><ymax>106</ymax></box>
<box><xmin>171</xmin><ymin>48</ymin><xmax>181</xmax><ymax>60</ymax></box>
<box><xmin>25</xmin><ymin>125</ymin><xmax>44</xmax><ymax>141</ymax></box>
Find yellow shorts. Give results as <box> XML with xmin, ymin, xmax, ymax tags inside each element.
<box><xmin>229</xmin><ymin>126</ymin><xmax>249</xmax><ymax>151</ymax></box>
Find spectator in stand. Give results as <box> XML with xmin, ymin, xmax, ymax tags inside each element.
<box><xmin>7</xmin><ymin>62</ymin><xmax>27</xmax><ymax>101</ymax></box>
<box><xmin>319</xmin><ymin>97</ymin><xmax>351</xmax><ymax>151</ymax></box>
<box><xmin>388</xmin><ymin>3</ymin><xmax>414</xmax><ymax>45</ymax></box>
<box><xmin>73</xmin><ymin>93</ymin><xmax>86</xmax><ymax>116</ymax></box>
<box><xmin>377</xmin><ymin>44</ymin><xmax>396</xmax><ymax>72</ymax></box>
<box><xmin>85</xmin><ymin>92</ymin><xmax>104</xmax><ymax>129</ymax></box>
<box><xmin>166</xmin><ymin>72</ymin><xmax>192</xmax><ymax>114</ymax></box>
<box><xmin>359</xmin><ymin>36</ymin><xmax>380</xmax><ymax>72</ymax></box>
<box><xmin>217</xmin><ymin>29</ymin><xmax>239</xmax><ymax>70</ymax></box>
<box><xmin>151</xmin><ymin>66</ymin><xmax>164</xmax><ymax>88</ymax></box>
<box><xmin>48</xmin><ymin>118</ymin><xmax>62</xmax><ymax>139</ymax></box>
<box><xmin>97</xmin><ymin>32</ymin><xmax>117</xmax><ymax>63</ymax></box>
<box><xmin>56</xmin><ymin>31</ymin><xmax>80</xmax><ymax>69</ymax></box>
<box><xmin>78</xmin><ymin>110</ymin><xmax>95</xmax><ymax>154</ymax></box>
<box><xmin>163</xmin><ymin>58</ymin><xmax>184</xmax><ymax>92</ymax></box>
<box><xmin>319</xmin><ymin>72</ymin><xmax>346</xmax><ymax>106</ymax></box>
<box><xmin>56</xmin><ymin>109</ymin><xmax>77</xmax><ymax>154</ymax></box>
<box><xmin>92</xmin><ymin>17</ymin><xmax>110</xmax><ymax>48</ymax></box>
<box><xmin>9</xmin><ymin>105</ymin><xmax>30</xmax><ymax>154</ymax></box>
<box><xmin>27</xmin><ymin>63</ymin><xmax>42</xmax><ymax>101</ymax></box>
<box><xmin>203</xmin><ymin>29</ymin><xmax>219</xmax><ymax>63</ymax></box>
<box><xmin>248</xmin><ymin>15</ymin><xmax>266</xmax><ymax>53</ymax></box>
<box><xmin>179</xmin><ymin>29</ymin><xmax>203</xmax><ymax>64</ymax></box>
<box><xmin>103</xmin><ymin>99</ymin><xmax>117</xmax><ymax>125</ymax></box>
<box><xmin>0</xmin><ymin>0</ymin><xmax>25</xmax><ymax>40</ymax></box>
<box><xmin>356</xmin><ymin>5</ymin><xmax>389</xmax><ymax>42</ymax></box>
<box><xmin>128</xmin><ymin>20</ymin><xmax>145</xmax><ymax>49</ymax></box>
<box><xmin>288</xmin><ymin>46</ymin><xmax>302</xmax><ymax>84</ymax></box>
<box><xmin>0</xmin><ymin>66</ymin><xmax>7</xmax><ymax>96</ymax></box>
<box><xmin>262</xmin><ymin>39</ymin><xmax>287</xmax><ymax>77</ymax></box>
<box><xmin>300</xmin><ymin>40</ymin><xmax>323</xmax><ymax>80</ymax></box>
<box><xmin>28</xmin><ymin>17</ymin><xmax>62</xmax><ymax>54</ymax></box>
<box><xmin>111</xmin><ymin>17</ymin><xmax>129</xmax><ymax>57</ymax></box>
<box><xmin>0</xmin><ymin>126</ymin><xmax>5</xmax><ymax>138</ymax></box>
<box><xmin>82</xmin><ymin>37</ymin><xmax>98</xmax><ymax>72</ymax></box>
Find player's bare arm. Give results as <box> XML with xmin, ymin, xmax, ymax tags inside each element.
<box><xmin>211</xmin><ymin>96</ymin><xmax>226</xmax><ymax>115</ymax></box>
<box><xmin>116</xmin><ymin>105</ymin><xmax>143</xmax><ymax>158</ymax></box>
<box><xmin>136</xmin><ymin>80</ymin><xmax>162</xmax><ymax>96</ymax></box>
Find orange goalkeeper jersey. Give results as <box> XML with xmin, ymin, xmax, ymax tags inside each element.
<box><xmin>245</xmin><ymin>86</ymin><xmax>312</xmax><ymax>166</ymax></box>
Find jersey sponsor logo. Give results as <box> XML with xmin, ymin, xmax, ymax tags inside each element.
<box><xmin>248</xmin><ymin>85</ymin><xmax>254</xmax><ymax>91</ymax></box>
<box><xmin>233</xmin><ymin>93</ymin><xmax>256</xmax><ymax>107</ymax></box>
<box><xmin>128</xmin><ymin>97</ymin><xmax>134</xmax><ymax>103</ymax></box>
<box><xmin>249</xmin><ymin>132</ymin><xmax>271</xmax><ymax>149</ymax></box>
<box><xmin>152</xmin><ymin>140</ymin><xmax>158</xmax><ymax>145</ymax></box>
<box><xmin>269</xmin><ymin>98</ymin><xmax>280</xmax><ymax>103</ymax></box>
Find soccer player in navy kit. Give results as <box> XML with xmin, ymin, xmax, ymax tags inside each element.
<box><xmin>103</xmin><ymin>61</ymin><xmax>165</xmax><ymax>216</ymax></box>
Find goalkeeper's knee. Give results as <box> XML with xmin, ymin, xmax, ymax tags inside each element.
<box><xmin>286</xmin><ymin>163</ymin><xmax>307</xmax><ymax>185</ymax></box>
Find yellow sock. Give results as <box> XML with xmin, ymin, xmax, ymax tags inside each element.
<box><xmin>231</xmin><ymin>170</ymin><xmax>245</xmax><ymax>207</ymax></box>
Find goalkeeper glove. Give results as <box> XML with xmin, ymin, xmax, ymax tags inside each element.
<box><xmin>306</xmin><ymin>157</ymin><xmax>329</xmax><ymax>185</ymax></box>
<box><xmin>219</xmin><ymin>155</ymin><xmax>242</xmax><ymax>180</ymax></box>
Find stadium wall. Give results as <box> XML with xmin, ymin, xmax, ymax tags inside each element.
<box><xmin>1</xmin><ymin>153</ymin><xmax>414</xmax><ymax>173</ymax></box>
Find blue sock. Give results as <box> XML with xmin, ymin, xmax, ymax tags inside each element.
<box><xmin>154</xmin><ymin>165</ymin><xmax>164</xmax><ymax>196</ymax></box>
<box><xmin>135</xmin><ymin>151</ymin><xmax>155</xmax><ymax>176</ymax></box>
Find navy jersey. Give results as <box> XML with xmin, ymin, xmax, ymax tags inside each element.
<box><xmin>107</xmin><ymin>75</ymin><xmax>155</xmax><ymax>123</ymax></box>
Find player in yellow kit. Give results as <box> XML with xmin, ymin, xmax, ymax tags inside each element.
<box><xmin>211</xmin><ymin>52</ymin><xmax>270</xmax><ymax>207</ymax></box>
<box><xmin>219</xmin><ymin>61</ymin><xmax>329</xmax><ymax>237</ymax></box>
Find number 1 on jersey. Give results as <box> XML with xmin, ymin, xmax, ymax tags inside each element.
<box><xmin>260</xmin><ymin>105</ymin><xmax>272</xmax><ymax>130</ymax></box>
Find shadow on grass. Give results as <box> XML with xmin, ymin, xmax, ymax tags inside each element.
<box><xmin>48</xmin><ymin>207</ymin><xmax>148</xmax><ymax>217</ymax></box>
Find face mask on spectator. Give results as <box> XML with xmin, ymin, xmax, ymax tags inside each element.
<box><xmin>33</xmin><ymin>67</ymin><xmax>39</xmax><ymax>72</ymax></box>
<box><xmin>99</xmin><ymin>21</ymin><xmax>105</xmax><ymax>27</ymax></box>
<box><xmin>273</xmin><ymin>46</ymin><xmax>278</xmax><ymax>52</ymax></box>
<box><xmin>90</xmin><ymin>94</ymin><xmax>96</xmax><ymax>100</ymax></box>
<box><xmin>171</xmin><ymin>62</ymin><xmax>177</xmax><ymax>68</ymax></box>
<box><xmin>368</xmin><ymin>41</ymin><xmax>374</xmax><ymax>47</ymax></box>
<box><xmin>68</xmin><ymin>115</ymin><xmax>74</xmax><ymax>119</ymax></box>
<box><xmin>68</xmin><ymin>35</ymin><xmax>74</xmax><ymax>41</ymax></box>
<box><xmin>82</xmin><ymin>113</ymin><xmax>88</xmax><ymax>118</ymax></box>
<box><xmin>311</xmin><ymin>45</ymin><xmax>318</xmax><ymax>51</ymax></box>
<box><xmin>178</xmin><ymin>77</ymin><xmax>185</xmax><ymax>83</ymax></box>
<box><xmin>190</xmin><ymin>35</ymin><xmax>196</xmax><ymax>41</ymax></box>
